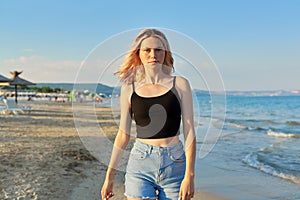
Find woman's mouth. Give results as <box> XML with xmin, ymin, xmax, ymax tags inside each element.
<box><xmin>149</xmin><ymin>60</ymin><xmax>159</xmax><ymax>64</ymax></box>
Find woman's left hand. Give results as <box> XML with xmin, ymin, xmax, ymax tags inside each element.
<box><xmin>178</xmin><ymin>176</ymin><xmax>195</xmax><ymax>200</ymax></box>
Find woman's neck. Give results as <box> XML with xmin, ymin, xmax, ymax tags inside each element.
<box><xmin>144</xmin><ymin>65</ymin><xmax>165</xmax><ymax>85</ymax></box>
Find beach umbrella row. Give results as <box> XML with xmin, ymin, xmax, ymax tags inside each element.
<box><xmin>0</xmin><ymin>71</ymin><xmax>36</xmax><ymax>103</ymax></box>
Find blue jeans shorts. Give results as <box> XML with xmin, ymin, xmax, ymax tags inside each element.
<box><xmin>125</xmin><ymin>140</ymin><xmax>186</xmax><ymax>200</ymax></box>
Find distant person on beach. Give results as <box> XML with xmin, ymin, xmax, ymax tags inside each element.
<box><xmin>101</xmin><ymin>28</ymin><xmax>196</xmax><ymax>200</ymax></box>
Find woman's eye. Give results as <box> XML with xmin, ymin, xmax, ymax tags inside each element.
<box><xmin>142</xmin><ymin>48</ymin><xmax>163</xmax><ymax>53</ymax></box>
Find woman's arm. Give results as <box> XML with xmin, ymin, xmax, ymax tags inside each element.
<box><xmin>176</xmin><ymin>76</ymin><xmax>196</xmax><ymax>200</ymax></box>
<box><xmin>101</xmin><ymin>84</ymin><xmax>133</xmax><ymax>200</ymax></box>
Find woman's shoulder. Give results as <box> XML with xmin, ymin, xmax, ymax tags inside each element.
<box><xmin>174</xmin><ymin>76</ymin><xmax>190</xmax><ymax>88</ymax></box>
<box><xmin>119</xmin><ymin>83</ymin><xmax>134</xmax><ymax>104</ymax></box>
<box><xmin>173</xmin><ymin>76</ymin><xmax>192</xmax><ymax>98</ymax></box>
<box><xmin>121</xmin><ymin>83</ymin><xmax>133</xmax><ymax>95</ymax></box>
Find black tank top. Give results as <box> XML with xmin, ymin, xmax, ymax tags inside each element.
<box><xmin>131</xmin><ymin>77</ymin><xmax>181</xmax><ymax>139</ymax></box>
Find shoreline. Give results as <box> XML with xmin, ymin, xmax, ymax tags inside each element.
<box><xmin>0</xmin><ymin>100</ymin><xmax>231</xmax><ymax>199</ymax></box>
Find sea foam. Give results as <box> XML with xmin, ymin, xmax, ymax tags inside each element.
<box><xmin>267</xmin><ymin>130</ymin><xmax>300</xmax><ymax>138</ymax></box>
<box><xmin>243</xmin><ymin>153</ymin><xmax>300</xmax><ymax>186</ymax></box>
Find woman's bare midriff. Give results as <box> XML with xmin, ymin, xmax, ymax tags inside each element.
<box><xmin>137</xmin><ymin>135</ymin><xmax>180</xmax><ymax>147</ymax></box>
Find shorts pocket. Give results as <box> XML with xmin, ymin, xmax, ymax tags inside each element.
<box><xmin>130</xmin><ymin>148</ymin><xmax>147</xmax><ymax>160</ymax></box>
<box><xmin>169</xmin><ymin>148</ymin><xmax>185</xmax><ymax>163</ymax></box>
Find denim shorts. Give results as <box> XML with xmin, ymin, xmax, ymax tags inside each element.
<box><xmin>125</xmin><ymin>140</ymin><xmax>186</xmax><ymax>200</ymax></box>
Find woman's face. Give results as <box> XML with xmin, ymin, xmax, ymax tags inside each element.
<box><xmin>139</xmin><ymin>37</ymin><xmax>166</xmax><ymax>66</ymax></box>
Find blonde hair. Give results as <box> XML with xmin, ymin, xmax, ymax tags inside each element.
<box><xmin>116</xmin><ymin>29</ymin><xmax>174</xmax><ymax>83</ymax></box>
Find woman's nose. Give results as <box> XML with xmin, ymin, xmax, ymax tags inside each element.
<box><xmin>150</xmin><ymin>49</ymin><xmax>156</xmax><ymax>58</ymax></box>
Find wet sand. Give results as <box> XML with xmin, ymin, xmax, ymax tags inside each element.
<box><xmin>0</xmin><ymin>100</ymin><xmax>231</xmax><ymax>200</ymax></box>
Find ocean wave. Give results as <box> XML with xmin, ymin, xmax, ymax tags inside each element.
<box><xmin>227</xmin><ymin>122</ymin><xmax>246</xmax><ymax>129</ymax></box>
<box><xmin>286</xmin><ymin>120</ymin><xmax>300</xmax><ymax>126</ymax></box>
<box><xmin>226</xmin><ymin>122</ymin><xmax>266</xmax><ymax>132</ymax></box>
<box><xmin>267</xmin><ymin>130</ymin><xmax>300</xmax><ymax>138</ymax></box>
<box><xmin>263</xmin><ymin>119</ymin><xmax>281</xmax><ymax>125</ymax></box>
<box><xmin>243</xmin><ymin>153</ymin><xmax>300</xmax><ymax>186</ymax></box>
<box><xmin>245</xmin><ymin>126</ymin><xmax>266</xmax><ymax>131</ymax></box>
<box><xmin>225</xmin><ymin>118</ymin><xmax>279</xmax><ymax>129</ymax></box>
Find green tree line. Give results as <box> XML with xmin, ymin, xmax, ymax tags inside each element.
<box><xmin>19</xmin><ymin>86</ymin><xmax>68</xmax><ymax>93</ymax></box>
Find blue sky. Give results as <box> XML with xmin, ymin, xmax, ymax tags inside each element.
<box><xmin>1</xmin><ymin>0</ymin><xmax>299</xmax><ymax>91</ymax></box>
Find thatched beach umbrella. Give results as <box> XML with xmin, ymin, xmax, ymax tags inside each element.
<box><xmin>0</xmin><ymin>74</ymin><xmax>10</xmax><ymax>83</ymax></box>
<box><xmin>8</xmin><ymin>71</ymin><xmax>36</xmax><ymax>103</ymax></box>
<box><xmin>0</xmin><ymin>74</ymin><xmax>11</xmax><ymax>97</ymax></box>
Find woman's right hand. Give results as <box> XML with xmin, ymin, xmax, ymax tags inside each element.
<box><xmin>101</xmin><ymin>178</ymin><xmax>114</xmax><ymax>200</ymax></box>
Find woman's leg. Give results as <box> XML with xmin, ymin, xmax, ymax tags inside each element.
<box><xmin>125</xmin><ymin>141</ymin><xmax>158</xmax><ymax>200</ymax></box>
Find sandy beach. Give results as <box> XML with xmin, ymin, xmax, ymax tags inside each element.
<box><xmin>0</xmin><ymin>100</ymin><xmax>231</xmax><ymax>200</ymax></box>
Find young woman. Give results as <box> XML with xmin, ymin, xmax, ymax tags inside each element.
<box><xmin>101</xmin><ymin>28</ymin><xmax>196</xmax><ymax>200</ymax></box>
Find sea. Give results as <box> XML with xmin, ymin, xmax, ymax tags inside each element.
<box><xmin>193</xmin><ymin>94</ymin><xmax>300</xmax><ymax>200</ymax></box>
<box><xmin>104</xmin><ymin>92</ymin><xmax>300</xmax><ymax>199</ymax></box>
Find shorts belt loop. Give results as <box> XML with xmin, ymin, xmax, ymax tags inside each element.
<box><xmin>148</xmin><ymin>145</ymin><xmax>152</xmax><ymax>154</ymax></box>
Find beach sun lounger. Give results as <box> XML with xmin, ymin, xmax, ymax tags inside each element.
<box><xmin>1</xmin><ymin>99</ymin><xmax>32</xmax><ymax>115</ymax></box>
